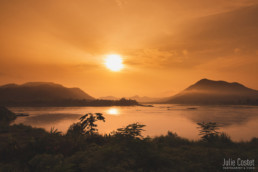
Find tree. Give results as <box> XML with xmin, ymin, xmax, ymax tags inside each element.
<box><xmin>67</xmin><ymin>113</ymin><xmax>105</xmax><ymax>136</ymax></box>
<box><xmin>197</xmin><ymin>122</ymin><xmax>220</xmax><ymax>142</ymax></box>
<box><xmin>115</xmin><ymin>123</ymin><xmax>146</xmax><ymax>139</ymax></box>
<box><xmin>50</xmin><ymin>127</ymin><xmax>62</xmax><ymax>136</ymax></box>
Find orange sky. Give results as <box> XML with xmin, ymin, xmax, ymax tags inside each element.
<box><xmin>0</xmin><ymin>0</ymin><xmax>258</xmax><ymax>97</ymax></box>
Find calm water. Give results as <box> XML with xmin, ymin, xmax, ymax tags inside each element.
<box><xmin>10</xmin><ymin>104</ymin><xmax>258</xmax><ymax>141</ymax></box>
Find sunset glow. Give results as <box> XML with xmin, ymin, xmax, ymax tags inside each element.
<box><xmin>0</xmin><ymin>0</ymin><xmax>257</xmax><ymax>97</ymax></box>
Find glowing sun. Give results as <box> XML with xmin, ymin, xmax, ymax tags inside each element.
<box><xmin>105</xmin><ymin>54</ymin><xmax>124</xmax><ymax>71</ymax></box>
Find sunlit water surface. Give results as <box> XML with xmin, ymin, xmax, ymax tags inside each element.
<box><xmin>10</xmin><ymin>104</ymin><xmax>258</xmax><ymax>141</ymax></box>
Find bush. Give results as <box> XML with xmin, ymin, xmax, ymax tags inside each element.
<box><xmin>153</xmin><ymin>131</ymin><xmax>191</xmax><ymax>147</ymax></box>
<box><xmin>29</xmin><ymin>154</ymin><xmax>64</xmax><ymax>172</ymax></box>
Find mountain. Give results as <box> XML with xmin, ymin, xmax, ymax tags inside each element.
<box><xmin>0</xmin><ymin>82</ymin><xmax>94</xmax><ymax>105</ymax></box>
<box><xmin>0</xmin><ymin>106</ymin><xmax>16</xmax><ymax>124</ymax></box>
<box><xmin>99</xmin><ymin>96</ymin><xmax>119</xmax><ymax>100</ymax></box>
<box><xmin>128</xmin><ymin>95</ymin><xmax>162</xmax><ymax>103</ymax></box>
<box><xmin>166</xmin><ymin>79</ymin><xmax>258</xmax><ymax>105</ymax></box>
<box><xmin>99</xmin><ymin>95</ymin><xmax>162</xmax><ymax>103</ymax></box>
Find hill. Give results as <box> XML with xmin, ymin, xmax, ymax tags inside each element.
<box><xmin>99</xmin><ymin>95</ymin><xmax>162</xmax><ymax>103</ymax></box>
<box><xmin>166</xmin><ymin>79</ymin><xmax>258</xmax><ymax>105</ymax></box>
<box><xmin>0</xmin><ymin>106</ymin><xmax>16</xmax><ymax>124</ymax></box>
<box><xmin>0</xmin><ymin>82</ymin><xmax>139</xmax><ymax>107</ymax></box>
<box><xmin>0</xmin><ymin>82</ymin><xmax>94</xmax><ymax>106</ymax></box>
<box><xmin>99</xmin><ymin>96</ymin><xmax>119</xmax><ymax>100</ymax></box>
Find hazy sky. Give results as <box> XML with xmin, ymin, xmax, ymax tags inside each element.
<box><xmin>0</xmin><ymin>0</ymin><xmax>258</xmax><ymax>97</ymax></box>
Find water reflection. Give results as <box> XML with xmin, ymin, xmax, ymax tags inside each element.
<box><xmin>22</xmin><ymin>113</ymin><xmax>81</xmax><ymax>125</ymax></box>
<box><xmin>10</xmin><ymin>105</ymin><xmax>258</xmax><ymax>141</ymax></box>
<box><xmin>107</xmin><ymin>108</ymin><xmax>120</xmax><ymax>116</ymax></box>
<box><xmin>180</xmin><ymin>106</ymin><xmax>258</xmax><ymax>127</ymax></box>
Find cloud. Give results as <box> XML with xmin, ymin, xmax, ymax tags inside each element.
<box><xmin>150</xmin><ymin>4</ymin><xmax>258</xmax><ymax>68</ymax></box>
<box><xmin>124</xmin><ymin>48</ymin><xmax>190</xmax><ymax>69</ymax></box>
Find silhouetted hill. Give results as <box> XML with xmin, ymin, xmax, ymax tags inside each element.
<box><xmin>129</xmin><ymin>95</ymin><xmax>162</xmax><ymax>103</ymax></box>
<box><xmin>99</xmin><ymin>95</ymin><xmax>162</xmax><ymax>103</ymax></box>
<box><xmin>166</xmin><ymin>79</ymin><xmax>258</xmax><ymax>105</ymax></box>
<box><xmin>0</xmin><ymin>82</ymin><xmax>94</xmax><ymax>106</ymax></box>
<box><xmin>99</xmin><ymin>96</ymin><xmax>119</xmax><ymax>100</ymax></box>
<box><xmin>0</xmin><ymin>82</ymin><xmax>139</xmax><ymax>107</ymax></box>
<box><xmin>0</xmin><ymin>106</ymin><xmax>16</xmax><ymax>124</ymax></box>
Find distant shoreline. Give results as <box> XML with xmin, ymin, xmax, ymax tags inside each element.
<box><xmin>1</xmin><ymin>98</ymin><xmax>140</xmax><ymax>107</ymax></box>
<box><xmin>6</xmin><ymin>104</ymin><xmax>141</xmax><ymax>108</ymax></box>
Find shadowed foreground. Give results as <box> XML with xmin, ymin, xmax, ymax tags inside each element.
<box><xmin>0</xmin><ymin>111</ymin><xmax>257</xmax><ymax>171</ymax></box>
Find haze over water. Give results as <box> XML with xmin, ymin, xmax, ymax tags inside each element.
<box><xmin>11</xmin><ymin>105</ymin><xmax>258</xmax><ymax>141</ymax></box>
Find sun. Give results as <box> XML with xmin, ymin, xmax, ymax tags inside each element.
<box><xmin>105</xmin><ymin>54</ymin><xmax>124</xmax><ymax>71</ymax></box>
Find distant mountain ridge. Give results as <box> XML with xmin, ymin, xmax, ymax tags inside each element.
<box><xmin>166</xmin><ymin>79</ymin><xmax>258</xmax><ymax>105</ymax></box>
<box><xmin>0</xmin><ymin>82</ymin><xmax>140</xmax><ymax>107</ymax></box>
<box><xmin>185</xmin><ymin>79</ymin><xmax>256</xmax><ymax>93</ymax></box>
<box><xmin>1</xmin><ymin>79</ymin><xmax>258</xmax><ymax>106</ymax></box>
<box><xmin>99</xmin><ymin>96</ymin><xmax>119</xmax><ymax>101</ymax></box>
<box><xmin>0</xmin><ymin>82</ymin><xmax>94</xmax><ymax>104</ymax></box>
<box><xmin>99</xmin><ymin>95</ymin><xmax>162</xmax><ymax>103</ymax></box>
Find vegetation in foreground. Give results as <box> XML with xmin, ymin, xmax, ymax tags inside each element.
<box><xmin>0</xmin><ymin>109</ymin><xmax>258</xmax><ymax>172</ymax></box>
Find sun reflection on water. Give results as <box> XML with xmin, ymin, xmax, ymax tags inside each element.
<box><xmin>107</xmin><ymin>108</ymin><xmax>120</xmax><ymax>116</ymax></box>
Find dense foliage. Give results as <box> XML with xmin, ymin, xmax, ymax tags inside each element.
<box><xmin>0</xmin><ymin>112</ymin><xmax>257</xmax><ymax>171</ymax></box>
